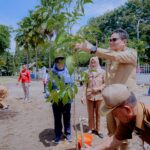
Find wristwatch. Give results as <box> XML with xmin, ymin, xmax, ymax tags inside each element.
<box><xmin>90</xmin><ymin>46</ymin><xmax>97</xmax><ymax>54</ymax></box>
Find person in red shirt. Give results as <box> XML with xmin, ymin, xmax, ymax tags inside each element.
<box><xmin>18</xmin><ymin>65</ymin><xmax>31</xmax><ymax>101</ymax></box>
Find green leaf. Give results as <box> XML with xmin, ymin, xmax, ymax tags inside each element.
<box><xmin>62</xmin><ymin>91</ymin><xmax>69</xmax><ymax>105</ymax></box>
<box><xmin>72</xmin><ymin>85</ymin><xmax>78</xmax><ymax>94</ymax></box>
<box><xmin>67</xmin><ymin>88</ymin><xmax>74</xmax><ymax>99</ymax></box>
<box><xmin>42</xmin><ymin>12</ymin><xmax>49</xmax><ymax>19</ymax></box>
<box><xmin>66</xmin><ymin>55</ymin><xmax>75</xmax><ymax>75</ymax></box>
<box><xmin>51</xmin><ymin>90</ymin><xmax>59</xmax><ymax>104</ymax></box>
<box><xmin>46</xmin><ymin>96</ymin><xmax>52</xmax><ymax>103</ymax></box>
<box><xmin>41</xmin><ymin>22</ymin><xmax>47</xmax><ymax>30</ymax></box>
<box><xmin>59</xmin><ymin>80</ymin><xmax>65</xmax><ymax>91</ymax></box>
<box><xmin>57</xmin><ymin>89</ymin><xmax>63</xmax><ymax>98</ymax></box>
<box><xmin>83</xmin><ymin>0</ymin><xmax>93</xmax><ymax>4</ymax></box>
<box><xmin>77</xmin><ymin>51</ymin><xmax>91</xmax><ymax>65</ymax></box>
<box><xmin>48</xmin><ymin>81</ymin><xmax>52</xmax><ymax>91</ymax></box>
<box><xmin>81</xmin><ymin>71</ymin><xmax>88</xmax><ymax>83</ymax></box>
<box><xmin>49</xmin><ymin>47</ymin><xmax>55</xmax><ymax>63</ymax></box>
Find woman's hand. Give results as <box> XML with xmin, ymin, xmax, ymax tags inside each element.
<box><xmin>81</xmin><ymin>97</ymin><xmax>86</xmax><ymax>104</ymax></box>
<box><xmin>92</xmin><ymin>88</ymin><xmax>100</xmax><ymax>93</ymax></box>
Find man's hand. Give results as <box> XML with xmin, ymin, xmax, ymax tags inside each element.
<box><xmin>75</xmin><ymin>41</ymin><xmax>94</xmax><ymax>53</ymax></box>
<box><xmin>75</xmin><ymin>43</ymin><xmax>86</xmax><ymax>50</ymax></box>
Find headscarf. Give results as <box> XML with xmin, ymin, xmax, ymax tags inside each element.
<box><xmin>89</xmin><ymin>56</ymin><xmax>104</xmax><ymax>74</ymax></box>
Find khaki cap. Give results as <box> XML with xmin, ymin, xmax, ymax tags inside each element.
<box><xmin>101</xmin><ymin>84</ymin><xmax>131</xmax><ymax>116</ymax></box>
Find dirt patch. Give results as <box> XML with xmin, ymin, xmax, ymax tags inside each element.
<box><xmin>0</xmin><ymin>77</ymin><xmax>149</xmax><ymax>150</ymax></box>
<box><xmin>0</xmin><ymin>110</ymin><xmax>18</xmax><ymax>120</ymax></box>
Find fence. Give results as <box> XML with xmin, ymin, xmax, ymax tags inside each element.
<box><xmin>136</xmin><ymin>64</ymin><xmax>150</xmax><ymax>85</ymax></box>
<box><xmin>79</xmin><ymin>66</ymin><xmax>150</xmax><ymax>85</ymax></box>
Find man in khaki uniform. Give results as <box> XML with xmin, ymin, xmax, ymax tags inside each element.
<box><xmin>85</xmin><ymin>84</ymin><xmax>150</xmax><ymax>150</ymax></box>
<box><xmin>76</xmin><ymin>29</ymin><xmax>137</xmax><ymax>149</ymax></box>
<box><xmin>76</xmin><ymin>29</ymin><xmax>137</xmax><ymax>89</ymax></box>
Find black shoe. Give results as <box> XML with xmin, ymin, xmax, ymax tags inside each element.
<box><xmin>87</xmin><ymin>130</ymin><xmax>95</xmax><ymax>134</ymax></box>
<box><xmin>2</xmin><ymin>105</ymin><xmax>9</xmax><ymax>110</ymax></box>
<box><xmin>96</xmin><ymin>132</ymin><xmax>104</xmax><ymax>138</ymax></box>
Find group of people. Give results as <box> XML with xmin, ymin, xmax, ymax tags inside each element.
<box><xmin>26</xmin><ymin>28</ymin><xmax>149</xmax><ymax>149</ymax></box>
<box><xmin>0</xmin><ymin>65</ymin><xmax>30</xmax><ymax>110</ymax></box>
<box><xmin>1</xmin><ymin>28</ymin><xmax>149</xmax><ymax>149</ymax></box>
<box><xmin>75</xmin><ymin>28</ymin><xmax>150</xmax><ymax>150</ymax></box>
<box><xmin>42</xmin><ymin>28</ymin><xmax>150</xmax><ymax>149</ymax></box>
<box><xmin>0</xmin><ymin>65</ymin><xmax>31</xmax><ymax>109</ymax></box>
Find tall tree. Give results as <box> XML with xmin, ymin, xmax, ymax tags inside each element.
<box><xmin>79</xmin><ymin>0</ymin><xmax>150</xmax><ymax>63</ymax></box>
<box><xmin>0</xmin><ymin>25</ymin><xmax>11</xmax><ymax>54</ymax></box>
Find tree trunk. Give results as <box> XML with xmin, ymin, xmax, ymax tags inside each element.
<box><xmin>26</xmin><ymin>51</ymin><xmax>29</xmax><ymax>68</ymax></box>
<box><xmin>35</xmin><ymin>48</ymin><xmax>38</xmax><ymax>79</ymax></box>
<box><xmin>47</xmin><ymin>34</ymin><xmax>53</xmax><ymax>70</ymax></box>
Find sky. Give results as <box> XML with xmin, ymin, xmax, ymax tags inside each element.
<box><xmin>0</xmin><ymin>0</ymin><xmax>127</xmax><ymax>52</ymax></box>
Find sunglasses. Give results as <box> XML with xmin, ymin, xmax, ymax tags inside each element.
<box><xmin>109</xmin><ymin>38</ymin><xmax>120</xmax><ymax>42</ymax></box>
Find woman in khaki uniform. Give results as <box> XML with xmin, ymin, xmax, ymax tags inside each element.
<box><xmin>81</xmin><ymin>56</ymin><xmax>105</xmax><ymax>138</ymax></box>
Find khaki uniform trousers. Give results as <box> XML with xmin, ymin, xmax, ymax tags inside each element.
<box><xmin>87</xmin><ymin>100</ymin><xmax>102</xmax><ymax>132</ymax></box>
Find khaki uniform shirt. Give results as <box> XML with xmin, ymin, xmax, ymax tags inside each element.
<box><xmin>86</xmin><ymin>70</ymin><xmax>105</xmax><ymax>101</ymax></box>
<box><xmin>115</xmin><ymin>102</ymin><xmax>150</xmax><ymax>144</ymax></box>
<box><xmin>97</xmin><ymin>47</ymin><xmax>137</xmax><ymax>90</ymax></box>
